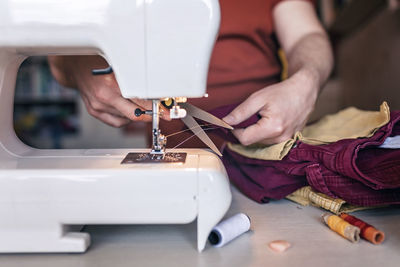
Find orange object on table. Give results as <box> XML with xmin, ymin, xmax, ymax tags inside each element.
<box><xmin>339</xmin><ymin>213</ymin><xmax>385</xmax><ymax>245</ymax></box>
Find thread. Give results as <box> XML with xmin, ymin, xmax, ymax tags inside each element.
<box><xmin>166</xmin><ymin>123</ymin><xmax>212</xmax><ymax>138</ymax></box>
<box><xmin>169</xmin><ymin>127</ymin><xmax>218</xmax><ymax>150</ymax></box>
<box><xmin>322</xmin><ymin>214</ymin><xmax>360</xmax><ymax>243</ymax></box>
<box><xmin>208</xmin><ymin>213</ymin><xmax>251</xmax><ymax>247</ymax></box>
<box><xmin>339</xmin><ymin>213</ymin><xmax>385</xmax><ymax>245</ymax></box>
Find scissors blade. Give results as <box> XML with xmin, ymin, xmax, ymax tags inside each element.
<box><xmin>181</xmin><ymin>114</ymin><xmax>222</xmax><ymax>157</ymax></box>
<box><xmin>179</xmin><ymin>102</ymin><xmax>233</xmax><ymax>130</ymax></box>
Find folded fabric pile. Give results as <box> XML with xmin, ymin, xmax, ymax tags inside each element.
<box><xmin>211</xmin><ymin>102</ymin><xmax>400</xmax><ymax>207</ymax></box>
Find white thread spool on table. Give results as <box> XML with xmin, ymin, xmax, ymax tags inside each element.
<box><xmin>208</xmin><ymin>213</ymin><xmax>251</xmax><ymax>247</ymax></box>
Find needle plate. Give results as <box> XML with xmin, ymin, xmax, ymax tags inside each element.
<box><xmin>121</xmin><ymin>152</ymin><xmax>187</xmax><ymax>164</ymax></box>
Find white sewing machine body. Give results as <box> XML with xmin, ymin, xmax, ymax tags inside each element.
<box><xmin>0</xmin><ymin>148</ymin><xmax>231</xmax><ymax>253</ymax></box>
<box><xmin>0</xmin><ymin>0</ymin><xmax>232</xmax><ymax>253</ymax></box>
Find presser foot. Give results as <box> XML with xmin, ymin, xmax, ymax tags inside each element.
<box><xmin>121</xmin><ymin>152</ymin><xmax>187</xmax><ymax>164</ymax></box>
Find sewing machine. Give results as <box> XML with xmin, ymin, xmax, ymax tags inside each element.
<box><xmin>0</xmin><ymin>0</ymin><xmax>232</xmax><ymax>253</ymax></box>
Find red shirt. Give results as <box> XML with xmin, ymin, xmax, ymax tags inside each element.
<box><xmin>189</xmin><ymin>0</ymin><xmax>284</xmax><ymax>110</ymax></box>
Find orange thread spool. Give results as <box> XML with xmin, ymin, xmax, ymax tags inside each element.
<box><xmin>322</xmin><ymin>214</ymin><xmax>360</xmax><ymax>243</ymax></box>
<box><xmin>340</xmin><ymin>213</ymin><xmax>385</xmax><ymax>245</ymax></box>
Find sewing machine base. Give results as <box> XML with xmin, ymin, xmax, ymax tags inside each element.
<box><xmin>0</xmin><ymin>148</ymin><xmax>231</xmax><ymax>253</ymax></box>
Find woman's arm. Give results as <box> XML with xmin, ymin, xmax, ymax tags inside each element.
<box><xmin>223</xmin><ymin>0</ymin><xmax>334</xmax><ymax>145</ymax></box>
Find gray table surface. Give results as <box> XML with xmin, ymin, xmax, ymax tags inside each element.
<box><xmin>1</xmin><ymin>186</ymin><xmax>399</xmax><ymax>267</ymax></box>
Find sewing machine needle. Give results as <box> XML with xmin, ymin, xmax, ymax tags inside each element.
<box><xmin>181</xmin><ymin>115</ymin><xmax>222</xmax><ymax>157</ymax></box>
<box><xmin>179</xmin><ymin>103</ymin><xmax>233</xmax><ymax>130</ymax></box>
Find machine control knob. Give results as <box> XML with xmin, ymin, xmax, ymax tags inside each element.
<box><xmin>135</xmin><ymin>108</ymin><xmax>144</xmax><ymax>117</ymax></box>
<box><xmin>134</xmin><ymin>108</ymin><xmax>152</xmax><ymax>117</ymax></box>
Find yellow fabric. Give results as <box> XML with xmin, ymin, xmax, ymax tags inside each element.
<box><xmin>228</xmin><ymin>133</ymin><xmax>300</xmax><ymax>162</ymax></box>
<box><xmin>277</xmin><ymin>49</ymin><xmax>288</xmax><ymax>81</ymax></box>
<box><xmin>301</xmin><ymin>101</ymin><xmax>390</xmax><ymax>145</ymax></box>
<box><xmin>286</xmin><ymin>186</ymin><xmax>380</xmax><ymax>214</ymax></box>
<box><xmin>228</xmin><ymin>102</ymin><xmax>390</xmax><ymax>160</ymax></box>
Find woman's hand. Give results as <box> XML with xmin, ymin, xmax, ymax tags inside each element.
<box><xmin>48</xmin><ymin>55</ymin><xmax>169</xmax><ymax>127</ymax></box>
<box><xmin>223</xmin><ymin>69</ymin><xmax>318</xmax><ymax>145</ymax></box>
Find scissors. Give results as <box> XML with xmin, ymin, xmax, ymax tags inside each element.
<box><xmin>177</xmin><ymin>102</ymin><xmax>233</xmax><ymax>157</ymax></box>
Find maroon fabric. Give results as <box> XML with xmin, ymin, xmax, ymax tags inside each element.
<box><xmin>288</xmin><ymin>113</ymin><xmax>400</xmax><ymax>189</ymax></box>
<box><xmin>209</xmin><ymin>104</ymin><xmax>260</xmax><ymax>143</ymax></box>
<box><xmin>301</xmin><ymin>162</ymin><xmax>400</xmax><ymax>206</ymax></box>
<box><xmin>286</xmin><ymin>112</ymin><xmax>400</xmax><ymax>206</ymax></box>
<box><xmin>215</xmin><ymin>106</ymin><xmax>400</xmax><ymax>206</ymax></box>
<box><xmin>222</xmin><ymin>148</ymin><xmax>308</xmax><ymax>203</ymax></box>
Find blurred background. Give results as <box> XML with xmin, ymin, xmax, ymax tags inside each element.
<box><xmin>13</xmin><ymin>0</ymin><xmax>400</xmax><ymax>149</ymax></box>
